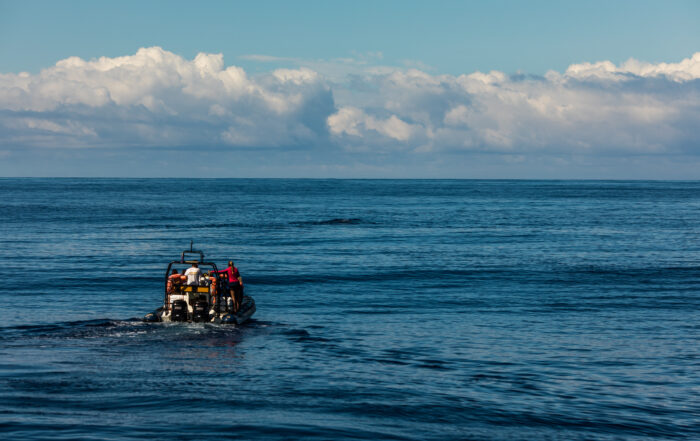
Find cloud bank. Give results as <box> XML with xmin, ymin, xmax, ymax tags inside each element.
<box><xmin>0</xmin><ymin>47</ymin><xmax>333</xmax><ymax>148</ymax></box>
<box><xmin>329</xmin><ymin>54</ymin><xmax>700</xmax><ymax>155</ymax></box>
<box><xmin>1</xmin><ymin>47</ymin><xmax>699</xmax><ymax>161</ymax></box>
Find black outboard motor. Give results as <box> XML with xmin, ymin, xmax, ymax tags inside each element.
<box><xmin>192</xmin><ymin>295</ymin><xmax>209</xmax><ymax>323</ymax></box>
<box><xmin>171</xmin><ymin>300</ymin><xmax>188</xmax><ymax>322</ymax></box>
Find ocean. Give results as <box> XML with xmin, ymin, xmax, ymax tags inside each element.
<box><xmin>1</xmin><ymin>178</ymin><xmax>699</xmax><ymax>440</ymax></box>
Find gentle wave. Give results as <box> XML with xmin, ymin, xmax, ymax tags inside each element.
<box><xmin>2</xmin><ymin>179</ymin><xmax>700</xmax><ymax>440</ymax></box>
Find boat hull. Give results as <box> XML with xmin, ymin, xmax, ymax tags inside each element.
<box><xmin>144</xmin><ymin>295</ymin><xmax>256</xmax><ymax>325</ymax></box>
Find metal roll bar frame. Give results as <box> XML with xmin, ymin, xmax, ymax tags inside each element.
<box><xmin>164</xmin><ymin>242</ymin><xmax>224</xmax><ymax>316</ymax></box>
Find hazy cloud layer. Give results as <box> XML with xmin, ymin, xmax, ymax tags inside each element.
<box><xmin>1</xmin><ymin>48</ymin><xmax>699</xmax><ymax>157</ymax></box>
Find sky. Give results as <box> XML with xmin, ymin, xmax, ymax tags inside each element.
<box><xmin>1</xmin><ymin>0</ymin><xmax>699</xmax><ymax>178</ymax></box>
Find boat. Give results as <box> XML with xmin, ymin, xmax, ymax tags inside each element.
<box><xmin>143</xmin><ymin>244</ymin><xmax>256</xmax><ymax>324</ymax></box>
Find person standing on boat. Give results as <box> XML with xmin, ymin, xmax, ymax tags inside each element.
<box><xmin>184</xmin><ymin>263</ymin><xmax>202</xmax><ymax>286</ymax></box>
<box><xmin>213</xmin><ymin>261</ymin><xmax>243</xmax><ymax>312</ymax></box>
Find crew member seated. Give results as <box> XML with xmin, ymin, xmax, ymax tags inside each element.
<box><xmin>167</xmin><ymin>269</ymin><xmax>182</xmax><ymax>293</ymax></box>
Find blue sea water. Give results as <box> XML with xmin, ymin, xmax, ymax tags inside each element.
<box><xmin>1</xmin><ymin>178</ymin><xmax>699</xmax><ymax>440</ymax></box>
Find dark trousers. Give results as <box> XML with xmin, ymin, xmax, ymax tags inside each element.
<box><xmin>230</xmin><ymin>282</ymin><xmax>243</xmax><ymax>310</ymax></box>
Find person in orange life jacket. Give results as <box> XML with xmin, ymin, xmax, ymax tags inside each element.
<box><xmin>209</xmin><ymin>273</ymin><xmax>219</xmax><ymax>305</ymax></box>
<box><xmin>167</xmin><ymin>269</ymin><xmax>182</xmax><ymax>293</ymax></box>
<box><xmin>212</xmin><ymin>261</ymin><xmax>243</xmax><ymax>312</ymax></box>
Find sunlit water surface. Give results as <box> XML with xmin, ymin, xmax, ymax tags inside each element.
<box><xmin>1</xmin><ymin>179</ymin><xmax>699</xmax><ymax>440</ymax></box>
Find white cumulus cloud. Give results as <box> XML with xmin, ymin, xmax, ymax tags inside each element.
<box><xmin>1</xmin><ymin>48</ymin><xmax>699</xmax><ymax>160</ymax></box>
<box><xmin>326</xmin><ymin>53</ymin><xmax>700</xmax><ymax>155</ymax></box>
<box><xmin>0</xmin><ymin>47</ymin><xmax>333</xmax><ymax>148</ymax></box>
<box><xmin>328</xmin><ymin>107</ymin><xmax>416</xmax><ymax>142</ymax></box>
<box><xmin>562</xmin><ymin>52</ymin><xmax>700</xmax><ymax>82</ymax></box>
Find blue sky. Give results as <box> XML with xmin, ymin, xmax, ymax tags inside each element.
<box><xmin>3</xmin><ymin>0</ymin><xmax>698</xmax><ymax>75</ymax></box>
<box><xmin>1</xmin><ymin>0</ymin><xmax>699</xmax><ymax>178</ymax></box>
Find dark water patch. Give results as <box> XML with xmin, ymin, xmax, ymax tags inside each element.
<box><xmin>120</xmin><ymin>221</ymin><xmax>291</xmax><ymax>230</ymax></box>
<box><xmin>415</xmin><ymin>359</ymin><xmax>453</xmax><ymax>370</ymax></box>
<box><xmin>291</xmin><ymin>218</ymin><xmax>370</xmax><ymax>226</ymax></box>
<box><xmin>279</xmin><ymin>328</ymin><xmax>335</xmax><ymax>344</ymax></box>
<box><xmin>280</xmin><ymin>328</ymin><xmax>310</xmax><ymax>338</ymax></box>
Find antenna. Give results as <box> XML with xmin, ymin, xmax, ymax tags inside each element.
<box><xmin>181</xmin><ymin>241</ymin><xmax>204</xmax><ymax>263</ymax></box>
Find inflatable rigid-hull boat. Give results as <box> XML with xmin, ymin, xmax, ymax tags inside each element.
<box><xmin>143</xmin><ymin>245</ymin><xmax>256</xmax><ymax>325</ymax></box>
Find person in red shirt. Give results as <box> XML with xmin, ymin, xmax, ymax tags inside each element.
<box><xmin>213</xmin><ymin>261</ymin><xmax>243</xmax><ymax>312</ymax></box>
